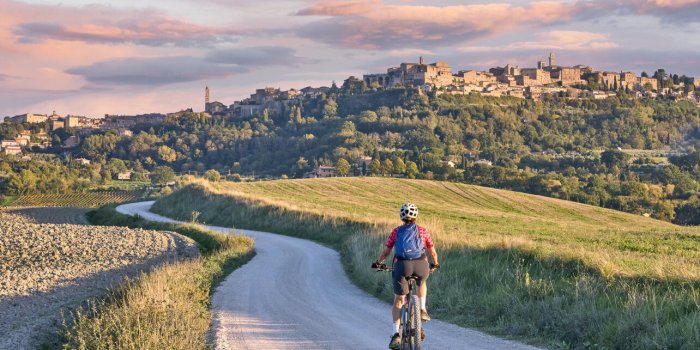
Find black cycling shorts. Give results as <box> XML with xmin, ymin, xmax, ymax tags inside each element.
<box><xmin>392</xmin><ymin>256</ymin><xmax>430</xmax><ymax>296</ymax></box>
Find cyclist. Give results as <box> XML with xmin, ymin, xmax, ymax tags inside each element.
<box><xmin>372</xmin><ymin>203</ymin><xmax>440</xmax><ymax>349</ymax></box>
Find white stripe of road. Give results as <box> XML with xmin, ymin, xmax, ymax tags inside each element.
<box><xmin>116</xmin><ymin>201</ymin><xmax>543</xmax><ymax>350</ymax></box>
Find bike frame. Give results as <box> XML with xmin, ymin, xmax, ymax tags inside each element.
<box><xmin>400</xmin><ymin>276</ymin><xmax>421</xmax><ymax>350</ymax></box>
<box><xmin>378</xmin><ymin>266</ymin><xmax>422</xmax><ymax>350</ymax></box>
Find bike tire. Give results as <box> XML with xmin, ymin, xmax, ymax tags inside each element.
<box><xmin>409</xmin><ymin>294</ymin><xmax>422</xmax><ymax>349</ymax></box>
<box><xmin>400</xmin><ymin>303</ymin><xmax>410</xmax><ymax>350</ymax></box>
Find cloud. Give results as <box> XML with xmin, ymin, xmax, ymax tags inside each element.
<box><xmin>460</xmin><ymin>31</ymin><xmax>619</xmax><ymax>53</ymax></box>
<box><xmin>205</xmin><ymin>46</ymin><xmax>310</xmax><ymax>66</ymax></box>
<box><xmin>295</xmin><ymin>0</ymin><xmax>700</xmax><ymax>50</ymax></box>
<box><xmin>5</xmin><ymin>0</ymin><xmax>238</xmax><ymax>48</ymax></box>
<box><xmin>14</xmin><ymin>19</ymin><xmax>238</xmax><ymax>47</ymax></box>
<box><xmin>295</xmin><ymin>1</ymin><xmax>593</xmax><ymax>49</ymax></box>
<box><xmin>66</xmin><ymin>56</ymin><xmax>247</xmax><ymax>86</ymax></box>
<box><xmin>624</xmin><ymin>0</ymin><xmax>700</xmax><ymax>21</ymax></box>
<box><xmin>641</xmin><ymin>0</ymin><xmax>700</xmax><ymax>9</ymax></box>
<box><xmin>297</xmin><ymin>0</ymin><xmax>379</xmax><ymax>15</ymax></box>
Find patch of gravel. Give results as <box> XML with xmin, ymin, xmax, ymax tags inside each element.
<box><xmin>0</xmin><ymin>211</ymin><xmax>200</xmax><ymax>349</ymax></box>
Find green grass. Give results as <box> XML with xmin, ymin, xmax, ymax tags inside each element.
<box><xmin>52</xmin><ymin>205</ymin><xmax>254</xmax><ymax>350</ymax></box>
<box><xmin>0</xmin><ymin>195</ymin><xmax>16</xmax><ymax>206</ymax></box>
<box><xmin>95</xmin><ymin>180</ymin><xmax>151</xmax><ymax>191</ymax></box>
<box><xmin>153</xmin><ymin>178</ymin><xmax>700</xmax><ymax>349</ymax></box>
<box><xmin>10</xmin><ymin>190</ymin><xmax>144</xmax><ymax>208</ymax></box>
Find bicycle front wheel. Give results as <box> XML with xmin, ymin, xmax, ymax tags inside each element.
<box><xmin>408</xmin><ymin>294</ymin><xmax>422</xmax><ymax>349</ymax></box>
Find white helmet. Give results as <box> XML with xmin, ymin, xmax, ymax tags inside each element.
<box><xmin>400</xmin><ymin>203</ymin><xmax>418</xmax><ymax>220</ymax></box>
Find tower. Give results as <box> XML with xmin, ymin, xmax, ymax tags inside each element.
<box><xmin>549</xmin><ymin>52</ymin><xmax>555</xmax><ymax>67</ymax></box>
<box><xmin>205</xmin><ymin>86</ymin><xmax>210</xmax><ymax>112</ymax></box>
<box><xmin>419</xmin><ymin>56</ymin><xmax>424</xmax><ymax>65</ymax></box>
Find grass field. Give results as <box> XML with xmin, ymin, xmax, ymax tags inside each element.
<box><xmin>153</xmin><ymin>178</ymin><xmax>700</xmax><ymax>349</ymax></box>
<box><xmin>0</xmin><ymin>195</ymin><xmax>16</xmax><ymax>206</ymax></box>
<box><xmin>9</xmin><ymin>190</ymin><xmax>144</xmax><ymax>208</ymax></box>
<box><xmin>94</xmin><ymin>180</ymin><xmax>151</xmax><ymax>191</ymax></box>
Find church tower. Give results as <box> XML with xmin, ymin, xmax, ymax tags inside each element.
<box><xmin>205</xmin><ymin>86</ymin><xmax>210</xmax><ymax>112</ymax></box>
<box><xmin>549</xmin><ymin>52</ymin><xmax>556</xmax><ymax>67</ymax></box>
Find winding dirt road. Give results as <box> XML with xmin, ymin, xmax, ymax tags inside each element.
<box><xmin>117</xmin><ymin>201</ymin><xmax>542</xmax><ymax>350</ymax></box>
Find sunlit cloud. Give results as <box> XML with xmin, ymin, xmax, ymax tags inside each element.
<box><xmin>14</xmin><ymin>19</ymin><xmax>238</xmax><ymax>47</ymax></box>
<box><xmin>296</xmin><ymin>1</ymin><xmax>597</xmax><ymax>49</ymax></box>
<box><xmin>4</xmin><ymin>0</ymin><xmax>239</xmax><ymax>47</ymax></box>
<box><xmin>295</xmin><ymin>0</ymin><xmax>700</xmax><ymax>49</ymax></box>
<box><xmin>460</xmin><ymin>31</ymin><xmax>619</xmax><ymax>53</ymax></box>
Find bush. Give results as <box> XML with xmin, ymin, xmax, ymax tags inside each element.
<box><xmin>203</xmin><ymin>169</ymin><xmax>221</xmax><ymax>182</ymax></box>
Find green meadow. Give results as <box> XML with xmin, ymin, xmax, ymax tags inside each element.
<box><xmin>153</xmin><ymin>177</ymin><xmax>700</xmax><ymax>349</ymax></box>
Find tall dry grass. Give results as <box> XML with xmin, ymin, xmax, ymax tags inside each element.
<box><xmin>152</xmin><ymin>178</ymin><xmax>700</xmax><ymax>349</ymax></box>
<box><xmin>55</xmin><ymin>206</ymin><xmax>254</xmax><ymax>350</ymax></box>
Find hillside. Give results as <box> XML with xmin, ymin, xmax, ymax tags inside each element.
<box><xmin>154</xmin><ymin>177</ymin><xmax>700</xmax><ymax>349</ymax></box>
<box><xmin>165</xmin><ymin>177</ymin><xmax>700</xmax><ymax>279</ymax></box>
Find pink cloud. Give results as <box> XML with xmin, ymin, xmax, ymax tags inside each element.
<box><xmin>298</xmin><ymin>0</ymin><xmax>379</xmax><ymax>15</ymax></box>
<box><xmin>506</xmin><ymin>31</ymin><xmax>619</xmax><ymax>51</ymax></box>
<box><xmin>648</xmin><ymin>0</ymin><xmax>700</xmax><ymax>8</ymax></box>
<box><xmin>296</xmin><ymin>1</ymin><xmax>592</xmax><ymax>49</ymax></box>
<box><xmin>5</xmin><ymin>2</ymin><xmax>237</xmax><ymax>47</ymax></box>
<box><xmin>458</xmin><ymin>30</ymin><xmax>619</xmax><ymax>54</ymax></box>
<box><xmin>296</xmin><ymin>0</ymin><xmax>700</xmax><ymax>49</ymax></box>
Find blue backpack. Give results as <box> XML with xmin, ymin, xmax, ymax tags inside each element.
<box><xmin>395</xmin><ymin>224</ymin><xmax>424</xmax><ymax>259</ymax></box>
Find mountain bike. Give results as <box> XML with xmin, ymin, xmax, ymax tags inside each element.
<box><xmin>376</xmin><ymin>265</ymin><xmax>423</xmax><ymax>350</ymax></box>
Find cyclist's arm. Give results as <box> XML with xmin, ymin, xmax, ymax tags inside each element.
<box><xmin>377</xmin><ymin>228</ymin><xmax>397</xmax><ymax>263</ymax></box>
<box><xmin>428</xmin><ymin>246</ymin><xmax>439</xmax><ymax>265</ymax></box>
<box><xmin>376</xmin><ymin>246</ymin><xmax>392</xmax><ymax>264</ymax></box>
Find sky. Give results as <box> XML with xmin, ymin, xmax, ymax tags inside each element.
<box><xmin>1</xmin><ymin>0</ymin><xmax>700</xmax><ymax>117</ymax></box>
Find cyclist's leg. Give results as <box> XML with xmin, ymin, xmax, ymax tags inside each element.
<box><xmin>412</xmin><ymin>258</ymin><xmax>431</xmax><ymax>321</ymax></box>
<box><xmin>391</xmin><ymin>260</ymin><xmax>409</xmax><ymax>336</ymax></box>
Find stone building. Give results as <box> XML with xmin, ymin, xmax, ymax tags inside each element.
<box><xmin>639</xmin><ymin>76</ymin><xmax>658</xmax><ymax>91</ymax></box>
<box><xmin>281</xmin><ymin>89</ymin><xmax>301</xmax><ymax>100</ymax></box>
<box><xmin>519</xmin><ymin>68</ymin><xmax>552</xmax><ymax>86</ymax></box>
<box><xmin>619</xmin><ymin>72</ymin><xmax>637</xmax><ymax>90</ymax></box>
<box><xmin>456</xmin><ymin>70</ymin><xmax>497</xmax><ymax>86</ymax></box>
<box><xmin>65</xmin><ymin>115</ymin><xmax>86</xmax><ymax>128</ymax></box>
<box><xmin>690</xmin><ymin>77</ymin><xmax>700</xmax><ymax>88</ymax></box>
<box><xmin>231</xmin><ymin>104</ymin><xmax>267</xmax><ymax>118</ymax></box>
<box><xmin>206</xmin><ymin>101</ymin><xmax>227</xmax><ymax>115</ymax></box>
<box><xmin>251</xmin><ymin>87</ymin><xmax>282</xmax><ymax>104</ymax></box>
<box><xmin>304</xmin><ymin>166</ymin><xmax>337</xmax><ymax>178</ymax></box>
<box><xmin>48</xmin><ymin>117</ymin><xmax>65</xmax><ymax>131</ymax></box>
<box><xmin>1</xmin><ymin>145</ymin><xmax>21</xmax><ymax>156</ymax></box>
<box><xmin>363</xmin><ymin>57</ymin><xmax>454</xmax><ymax>88</ymax></box>
<box><xmin>593</xmin><ymin>72</ymin><xmax>621</xmax><ymax>89</ymax></box>
<box><xmin>11</xmin><ymin>113</ymin><xmax>48</xmax><ymax>124</ymax></box>
<box><xmin>550</xmin><ymin>67</ymin><xmax>582</xmax><ymax>86</ymax></box>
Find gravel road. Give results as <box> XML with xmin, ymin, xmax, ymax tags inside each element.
<box><xmin>118</xmin><ymin>201</ymin><xmax>542</xmax><ymax>350</ymax></box>
<box><xmin>0</xmin><ymin>209</ymin><xmax>199</xmax><ymax>349</ymax></box>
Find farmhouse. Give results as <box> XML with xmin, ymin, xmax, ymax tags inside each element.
<box><xmin>305</xmin><ymin>166</ymin><xmax>337</xmax><ymax>178</ymax></box>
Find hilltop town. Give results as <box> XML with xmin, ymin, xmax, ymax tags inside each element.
<box><xmin>363</xmin><ymin>53</ymin><xmax>675</xmax><ymax>100</ymax></box>
<box><xmin>204</xmin><ymin>53</ymin><xmax>698</xmax><ymax>120</ymax></box>
<box><xmin>2</xmin><ymin>52</ymin><xmax>699</xmax><ymax>158</ymax></box>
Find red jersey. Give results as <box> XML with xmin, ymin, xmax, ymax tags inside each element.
<box><xmin>385</xmin><ymin>224</ymin><xmax>434</xmax><ymax>250</ymax></box>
